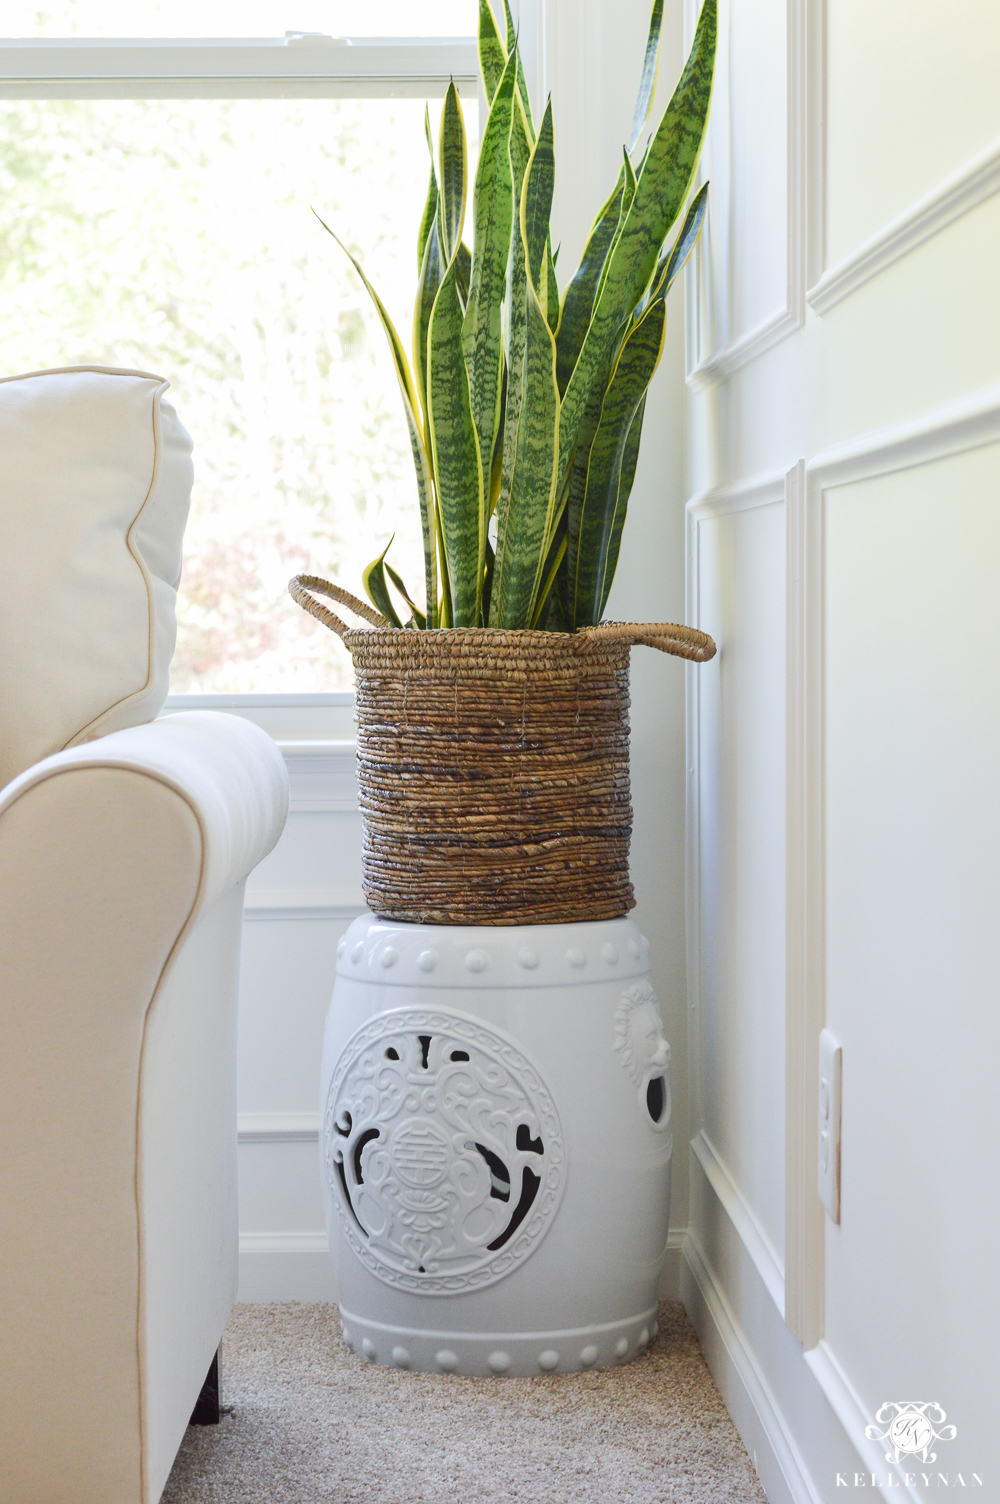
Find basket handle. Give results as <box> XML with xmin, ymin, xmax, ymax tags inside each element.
<box><xmin>288</xmin><ymin>574</ymin><xmax>389</xmax><ymax>640</ymax></box>
<box><xmin>289</xmin><ymin>575</ymin><xmax>716</xmax><ymax>662</ymax></box>
<box><xmin>578</xmin><ymin>620</ymin><xmax>716</xmax><ymax>662</ymax></box>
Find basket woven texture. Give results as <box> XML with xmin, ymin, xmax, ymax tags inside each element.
<box><xmin>290</xmin><ymin>576</ymin><xmax>716</xmax><ymax>926</ymax></box>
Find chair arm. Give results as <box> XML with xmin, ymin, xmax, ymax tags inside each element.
<box><xmin>0</xmin><ymin>711</ymin><xmax>288</xmax><ymax>1504</ymax></box>
<box><xmin>0</xmin><ymin>709</ymin><xmax>289</xmax><ymax>913</ymax></box>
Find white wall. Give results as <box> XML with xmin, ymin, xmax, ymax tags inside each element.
<box><xmin>228</xmin><ymin>0</ymin><xmax>700</xmax><ymax>1304</ymax></box>
<box><xmin>685</xmin><ymin>0</ymin><xmax>1000</xmax><ymax>1496</ymax></box>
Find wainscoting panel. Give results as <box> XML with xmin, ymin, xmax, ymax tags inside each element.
<box><xmin>686</xmin><ymin>0</ymin><xmax>805</xmax><ymax>388</ymax></box>
<box><xmin>237</xmin><ymin>740</ymin><xmax>364</xmax><ymax>1300</ymax></box>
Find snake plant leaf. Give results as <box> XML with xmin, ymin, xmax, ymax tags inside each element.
<box><xmin>482</xmin><ymin>535</ymin><xmax>496</xmax><ymax>623</ymax></box>
<box><xmin>522</xmin><ymin>97</ymin><xmax>554</xmax><ymax>292</ymax></box>
<box><xmin>455</xmin><ymin>241</ymin><xmax>472</xmax><ymax>308</ymax></box>
<box><xmin>413</xmin><ymin>213</ymin><xmax>445</xmax><ymax>430</ymax></box>
<box><xmin>362</xmin><ymin>538</ymin><xmax>404</xmax><ymax>628</ymax></box>
<box><xmin>488</xmin><ymin>366</ymin><xmax>507</xmax><ymax>519</ymax></box>
<box><xmin>416</xmin><ymin>106</ymin><xmax>439</xmax><ymax>274</ymax></box>
<box><xmin>628</xmin><ymin>0</ymin><xmax>664</xmax><ymax>152</ymax></box>
<box><xmin>555</xmin><ymin>165</ymin><xmax>626</xmax><ymax>394</ymax></box>
<box><xmin>491</xmin><ymin>276</ymin><xmax>560</xmax><ymax>628</ymax></box>
<box><xmin>558</xmin><ymin>0</ymin><xmax>716</xmax><ymax>496</ymax></box>
<box><xmin>529</xmin><ymin>527</ymin><xmax>568</xmax><ymax>627</ymax></box>
<box><xmin>438</xmin><ymin>82</ymin><xmax>468</xmax><ymax>265</ymax></box>
<box><xmin>545</xmin><ymin>235</ymin><xmax>560</xmax><ymax>331</ymax></box>
<box><xmin>385</xmin><ymin>561</ymin><xmax>427</xmax><ymax>628</ymax></box>
<box><xmin>427</xmin><ymin>255</ymin><xmax>485</xmax><ymax>626</ymax></box>
<box><xmin>643</xmin><ymin>179</ymin><xmax>708</xmax><ymax>312</ymax></box>
<box><xmin>315</xmin><ymin>212</ymin><xmax>439</xmax><ymax>624</ymax></box>
<box><xmin>591</xmin><ymin>147</ymin><xmax>638</xmax><ymax>317</ymax></box>
<box><xmin>495</xmin><ymin>90</ymin><xmax>533</xmax><ymax>551</ymax></box>
<box><xmin>568</xmin><ymin>293</ymin><xmax>667</xmax><ymax>626</ymax></box>
<box><xmin>478</xmin><ymin>0</ymin><xmax>506</xmax><ymax>104</ymax></box>
<box><xmin>502</xmin><ymin>0</ymin><xmax>535</xmax><ymax>140</ymax></box>
<box><xmin>597</xmin><ymin>393</ymin><xmax>645</xmax><ymax>618</ymax></box>
<box><xmin>462</xmin><ymin>50</ymin><xmax>516</xmax><ymax>498</ymax></box>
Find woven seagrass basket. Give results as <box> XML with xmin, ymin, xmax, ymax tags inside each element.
<box><xmin>290</xmin><ymin>575</ymin><xmax>716</xmax><ymax>926</ymax></box>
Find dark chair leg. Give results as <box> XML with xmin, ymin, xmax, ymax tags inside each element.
<box><xmin>189</xmin><ymin>1349</ymin><xmax>221</xmax><ymax>1426</ymax></box>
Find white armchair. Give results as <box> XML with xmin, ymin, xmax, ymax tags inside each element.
<box><xmin>0</xmin><ymin>368</ymin><xmax>289</xmax><ymax>1504</ymax></box>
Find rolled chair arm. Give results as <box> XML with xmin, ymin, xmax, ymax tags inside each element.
<box><xmin>0</xmin><ymin>711</ymin><xmax>288</xmax><ymax>1504</ymax></box>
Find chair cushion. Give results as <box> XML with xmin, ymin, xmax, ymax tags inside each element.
<box><xmin>0</xmin><ymin>366</ymin><xmax>194</xmax><ymax>789</ymax></box>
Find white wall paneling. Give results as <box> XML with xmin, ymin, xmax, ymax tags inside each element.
<box><xmin>787</xmin><ymin>387</ymin><xmax>1000</xmax><ymax>1352</ymax></box>
<box><xmin>687</xmin><ymin>0</ymin><xmax>805</xmax><ymax>390</ymax></box>
<box><xmin>808</xmin><ymin>134</ymin><xmax>1000</xmax><ymax>316</ymax></box>
<box><xmin>689</xmin><ymin>1130</ymin><xmax>785</xmax><ymax>1315</ymax></box>
<box><xmin>236</xmin><ymin>740</ymin><xmax>364</xmax><ymax>1300</ymax></box>
<box><xmin>687</xmin><ymin>0</ymin><xmax>1000</xmax><ymax>1493</ymax></box>
<box><xmin>819</xmin><ymin>1</ymin><xmax>1000</xmax><ymax>278</ymax></box>
<box><xmin>805</xmin><ymin>0</ymin><xmax>1000</xmax><ymax>313</ymax></box>
<box><xmin>802</xmin><ymin>393</ymin><xmax>1000</xmax><ymax>1485</ymax></box>
<box><xmin>686</xmin><ymin>469</ymin><xmax>789</xmax><ymax>1330</ymax></box>
<box><xmin>783</xmin><ymin>456</ymin><xmax>823</xmax><ymax>1349</ymax></box>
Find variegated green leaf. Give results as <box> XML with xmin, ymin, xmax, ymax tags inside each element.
<box><xmin>558</xmin><ymin>0</ymin><xmax>716</xmax><ymax>496</ymax></box>
<box><xmin>503</xmin><ymin>0</ymin><xmax>535</xmax><ymax>140</ymax></box>
<box><xmin>363</xmin><ymin>538</ymin><xmax>404</xmax><ymax>628</ymax></box>
<box><xmin>643</xmin><ymin>179</ymin><xmax>708</xmax><ymax>312</ymax></box>
<box><xmin>591</xmin><ymin>147</ymin><xmax>637</xmax><ymax>315</ymax></box>
<box><xmin>416</xmin><ymin>106</ymin><xmax>439</xmax><ymax>274</ymax></box>
<box><xmin>478</xmin><ymin>0</ymin><xmax>506</xmax><ymax>104</ymax></box>
<box><xmin>521</xmin><ymin>97</ymin><xmax>554</xmax><ymax>292</ymax></box>
<box><xmin>462</xmin><ymin>50</ymin><xmax>516</xmax><ymax>497</ymax></box>
<box><xmin>529</xmin><ymin>527</ymin><xmax>568</xmax><ymax>627</ymax></box>
<box><xmin>555</xmin><ymin>164</ymin><xmax>626</xmax><ymax>394</ymax></box>
<box><xmin>482</xmin><ymin>535</ymin><xmax>496</xmax><ymax>623</ymax></box>
<box><xmin>491</xmin><ymin>276</ymin><xmax>560</xmax><ymax>628</ymax></box>
<box><xmin>438</xmin><ymin>82</ymin><xmax>468</xmax><ymax>264</ymax></box>
<box><xmin>413</xmin><ymin>214</ymin><xmax>445</xmax><ymax>430</ymax></box>
<box><xmin>597</xmin><ymin>393</ymin><xmax>646</xmax><ymax>617</ymax></box>
<box><xmin>455</xmin><ymin>241</ymin><xmax>472</xmax><ymax>309</ymax></box>
<box><xmin>385</xmin><ymin>561</ymin><xmax>427</xmax><ymax>628</ymax></box>
<box><xmin>568</xmin><ymin>294</ymin><xmax>667</xmax><ymax>627</ymax></box>
<box><xmin>544</xmin><ymin>234</ymin><xmax>560</xmax><ymax>331</ymax></box>
<box><xmin>629</xmin><ymin>0</ymin><xmax>664</xmax><ymax>152</ymax></box>
<box><xmin>427</xmin><ymin>256</ymin><xmax>485</xmax><ymax>626</ymax></box>
<box><xmin>494</xmin><ymin>91</ymin><xmax>532</xmax><ymax>555</ymax></box>
<box><xmin>315</xmin><ymin>212</ymin><xmax>438</xmax><ymax>625</ymax></box>
<box><xmin>488</xmin><ymin>365</ymin><xmax>507</xmax><ymax>518</ymax></box>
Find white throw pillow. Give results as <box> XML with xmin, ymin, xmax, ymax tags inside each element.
<box><xmin>0</xmin><ymin>366</ymin><xmax>194</xmax><ymax>789</ymax></box>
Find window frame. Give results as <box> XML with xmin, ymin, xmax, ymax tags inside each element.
<box><xmin>0</xmin><ymin>35</ymin><xmax>479</xmax><ymax>99</ymax></box>
<box><xmin>1</xmin><ymin>3</ymin><xmax>565</xmax><ymax>734</ymax></box>
<box><xmin>1</xmin><ymin>27</ymin><xmax>484</xmax><ymax>728</ymax></box>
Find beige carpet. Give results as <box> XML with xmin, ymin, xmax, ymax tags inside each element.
<box><xmin>162</xmin><ymin>1300</ymin><xmax>767</xmax><ymax>1503</ymax></box>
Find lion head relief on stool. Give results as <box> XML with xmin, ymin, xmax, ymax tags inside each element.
<box><xmin>614</xmin><ymin>980</ymin><xmax>672</xmax><ymax>1131</ymax></box>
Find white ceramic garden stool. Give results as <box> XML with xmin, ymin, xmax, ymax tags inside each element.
<box><xmin>320</xmin><ymin>913</ymin><xmax>673</xmax><ymax>1376</ymax></box>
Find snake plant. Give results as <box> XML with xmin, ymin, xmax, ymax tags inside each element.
<box><xmin>317</xmin><ymin>0</ymin><xmax>716</xmax><ymax>631</ymax></box>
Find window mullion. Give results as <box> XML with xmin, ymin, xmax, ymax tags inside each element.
<box><xmin>0</xmin><ymin>37</ymin><xmax>478</xmax><ymax>98</ymax></box>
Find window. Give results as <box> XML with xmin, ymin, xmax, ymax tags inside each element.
<box><xmin>0</xmin><ymin>3</ymin><xmax>479</xmax><ymax>705</ymax></box>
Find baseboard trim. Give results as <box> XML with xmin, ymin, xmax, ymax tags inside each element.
<box><xmin>657</xmin><ymin>1228</ymin><xmax>687</xmax><ymax>1299</ymax></box>
<box><xmin>681</xmin><ymin>1229</ymin><xmax>822</xmax><ymax>1504</ymax></box>
<box><xmin>238</xmin><ymin>1232</ymin><xmax>337</xmax><ymax>1302</ymax></box>
<box><xmin>238</xmin><ymin>1112</ymin><xmax>321</xmax><ymax>1143</ymax></box>
<box><xmin>237</xmin><ymin>1228</ymin><xmax>685</xmax><ymax>1307</ymax></box>
<box><xmin>804</xmin><ymin>1341</ymin><xmax>923</xmax><ymax>1502</ymax></box>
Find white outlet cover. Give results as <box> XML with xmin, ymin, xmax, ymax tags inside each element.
<box><xmin>818</xmin><ymin>1028</ymin><xmax>842</xmax><ymax>1223</ymax></box>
